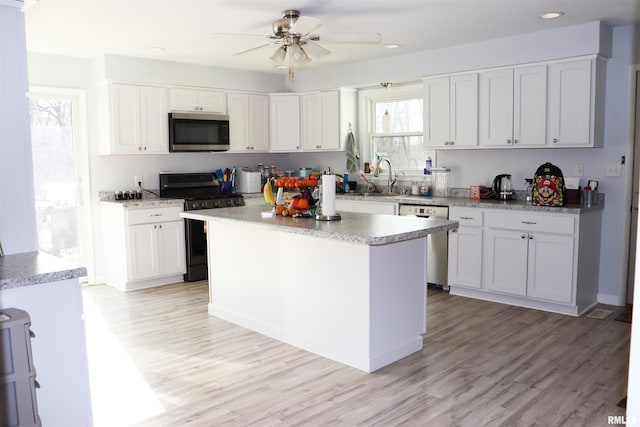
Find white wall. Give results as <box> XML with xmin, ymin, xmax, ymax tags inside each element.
<box><xmin>0</xmin><ymin>4</ymin><xmax>38</xmax><ymax>254</ymax></box>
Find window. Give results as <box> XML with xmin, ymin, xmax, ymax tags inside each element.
<box><xmin>362</xmin><ymin>83</ymin><xmax>434</xmax><ymax>173</ymax></box>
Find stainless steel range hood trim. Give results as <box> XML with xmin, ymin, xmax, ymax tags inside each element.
<box><xmin>170</xmin><ymin>144</ymin><xmax>230</xmax><ymax>152</ymax></box>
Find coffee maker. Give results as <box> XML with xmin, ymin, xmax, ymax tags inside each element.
<box><xmin>493</xmin><ymin>174</ymin><xmax>514</xmax><ymax>200</ymax></box>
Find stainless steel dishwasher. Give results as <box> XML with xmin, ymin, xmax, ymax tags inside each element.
<box><xmin>398</xmin><ymin>204</ymin><xmax>449</xmax><ymax>290</ymax></box>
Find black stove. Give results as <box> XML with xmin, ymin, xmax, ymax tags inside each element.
<box><xmin>159</xmin><ymin>172</ymin><xmax>245</xmax><ymax>210</ymax></box>
<box><xmin>159</xmin><ymin>172</ymin><xmax>245</xmax><ymax>282</ymax></box>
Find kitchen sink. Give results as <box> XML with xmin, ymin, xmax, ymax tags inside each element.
<box><xmin>359</xmin><ymin>192</ymin><xmax>400</xmax><ymax>197</ymax></box>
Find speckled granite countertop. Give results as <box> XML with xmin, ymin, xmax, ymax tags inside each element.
<box><xmin>342</xmin><ymin>194</ymin><xmax>602</xmax><ymax>214</ymax></box>
<box><xmin>181</xmin><ymin>204</ymin><xmax>458</xmax><ymax>246</ymax></box>
<box><xmin>99</xmin><ymin>191</ymin><xmax>184</xmax><ymax>208</ymax></box>
<box><xmin>0</xmin><ymin>251</ymin><xmax>87</xmax><ymax>290</ymax></box>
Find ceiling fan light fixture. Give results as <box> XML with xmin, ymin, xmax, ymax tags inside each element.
<box><xmin>288</xmin><ymin>43</ymin><xmax>311</xmax><ymax>66</ymax></box>
<box><xmin>270</xmin><ymin>46</ymin><xmax>287</xmax><ymax>65</ymax></box>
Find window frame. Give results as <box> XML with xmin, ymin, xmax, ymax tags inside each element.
<box><xmin>358</xmin><ymin>82</ymin><xmax>434</xmax><ymax>175</ymax></box>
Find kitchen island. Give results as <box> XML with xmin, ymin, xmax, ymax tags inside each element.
<box><xmin>182</xmin><ymin>205</ymin><xmax>457</xmax><ymax>372</ymax></box>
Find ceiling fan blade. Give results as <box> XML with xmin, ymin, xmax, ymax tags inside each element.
<box><xmin>234</xmin><ymin>42</ymin><xmax>280</xmax><ymax>56</ymax></box>
<box><xmin>209</xmin><ymin>33</ymin><xmax>270</xmax><ymax>40</ymax></box>
<box><xmin>315</xmin><ymin>33</ymin><xmax>382</xmax><ymax>44</ymax></box>
<box><xmin>302</xmin><ymin>40</ymin><xmax>330</xmax><ymax>58</ymax></box>
<box><xmin>291</xmin><ymin>15</ymin><xmax>321</xmax><ymax>36</ymax></box>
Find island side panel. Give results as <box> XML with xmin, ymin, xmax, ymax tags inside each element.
<box><xmin>368</xmin><ymin>236</ymin><xmax>427</xmax><ymax>372</ymax></box>
<box><xmin>205</xmin><ymin>219</ymin><xmax>427</xmax><ymax>373</ymax></box>
<box><xmin>1</xmin><ymin>278</ymin><xmax>93</xmax><ymax>426</ymax></box>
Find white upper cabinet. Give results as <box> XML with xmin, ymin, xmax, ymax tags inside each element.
<box><xmin>98</xmin><ymin>83</ymin><xmax>169</xmax><ymax>155</ymax></box>
<box><xmin>424</xmin><ymin>73</ymin><xmax>478</xmax><ymax>148</ymax></box>
<box><xmin>270</xmin><ymin>89</ymin><xmax>355</xmax><ymax>153</ymax></box>
<box><xmin>170</xmin><ymin>88</ymin><xmax>227</xmax><ymax>113</ymax></box>
<box><xmin>227</xmin><ymin>92</ymin><xmax>269</xmax><ymax>152</ymax></box>
<box><xmin>547</xmin><ymin>58</ymin><xmax>604</xmax><ymax>147</ymax></box>
<box><xmin>301</xmin><ymin>91</ymin><xmax>343</xmax><ymax>151</ymax></box>
<box><xmin>431</xmin><ymin>55</ymin><xmax>604</xmax><ymax>150</ymax></box>
<box><xmin>269</xmin><ymin>94</ymin><xmax>301</xmax><ymax>152</ymax></box>
<box><xmin>479</xmin><ymin>65</ymin><xmax>547</xmax><ymax>147</ymax></box>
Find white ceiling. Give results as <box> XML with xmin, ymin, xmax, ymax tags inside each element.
<box><xmin>23</xmin><ymin>0</ymin><xmax>640</xmax><ymax>75</ymax></box>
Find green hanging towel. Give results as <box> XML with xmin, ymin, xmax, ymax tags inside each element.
<box><xmin>345</xmin><ymin>129</ymin><xmax>359</xmax><ymax>174</ymax></box>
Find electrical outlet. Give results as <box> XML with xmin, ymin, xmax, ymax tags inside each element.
<box><xmin>606</xmin><ymin>164</ymin><xmax>621</xmax><ymax>177</ymax></box>
<box><xmin>134</xmin><ymin>175</ymin><xmax>143</xmax><ymax>188</ymax></box>
<box><xmin>574</xmin><ymin>164</ymin><xmax>584</xmax><ymax>177</ymax></box>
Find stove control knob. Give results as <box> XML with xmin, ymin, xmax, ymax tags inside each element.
<box><xmin>225</xmin><ymin>200</ymin><xmax>232</xmax><ymax>207</ymax></box>
<box><xmin>213</xmin><ymin>200</ymin><xmax>220</xmax><ymax>208</ymax></box>
<box><xmin>192</xmin><ymin>202</ymin><xmax>200</xmax><ymax>209</ymax></box>
<box><xmin>234</xmin><ymin>199</ymin><xmax>241</xmax><ymax>206</ymax></box>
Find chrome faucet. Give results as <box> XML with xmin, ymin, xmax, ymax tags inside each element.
<box><xmin>395</xmin><ymin>171</ymin><xmax>406</xmax><ymax>194</ymax></box>
<box><xmin>373</xmin><ymin>158</ymin><xmax>396</xmax><ymax>193</ymax></box>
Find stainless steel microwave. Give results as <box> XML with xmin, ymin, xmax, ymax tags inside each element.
<box><xmin>168</xmin><ymin>112</ymin><xmax>230</xmax><ymax>152</ymax></box>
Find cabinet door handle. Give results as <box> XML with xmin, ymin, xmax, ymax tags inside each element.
<box><xmin>553</xmin><ymin>138</ymin><xmax>559</xmax><ymax>143</ymax></box>
<box><xmin>150</xmin><ymin>214</ymin><xmax>163</xmax><ymax>217</ymax></box>
<box><xmin>521</xmin><ymin>221</ymin><xmax>537</xmax><ymax>225</ymax></box>
<box><xmin>460</xmin><ymin>216</ymin><xmax>474</xmax><ymax>220</ymax></box>
<box><xmin>507</xmin><ymin>139</ymin><xmax>512</xmax><ymax>144</ymax></box>
<box><xmin>529</xmin><ymin>234</ymin><xmax>534</xmax><ymax>240</ymax></box>
<box><xmin>513</xmin><ymin>139</ymin><xmax>519</xmax><ymax>144</ymax></box>
<box><xmin>158</xmin><ymin>224</ymin><xmax>162</xmax><ymax>229</ymax></box>
<box><xmin>521</xmin><ymin>234</ymin><xmax>527</xmax><ymax>239</ymax></box>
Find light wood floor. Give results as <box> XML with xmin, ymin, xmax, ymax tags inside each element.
<box><xmin>82</xmin><ymin>281</ymin><xmax>630</xmax><ymax>427</ymax></box>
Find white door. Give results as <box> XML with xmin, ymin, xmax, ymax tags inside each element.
<box><xmin>547</xmin><ymin>60</ymin><xmax>592</xmax><ymax>146</ymax></box>
<box><xmin>157</xmin><ymin>221</ymin><xmax>186</xmax><ymax>276</ymax></box>
<box><xmin>29</xmin><ymin>88</ymin><xmax>92</xmax><ymax>278</ymax></box>
<box><xmin>514</xmin><ymin>65</ymin><xmax>547</xmax><ymax>146</ymax></box>
<box><xmin>479</xmin><ymin>68</ymin><xmax>513</xmax><ymax>147</ymax></box>
<box><xmin>448</xmin><ymin>226</ymin><xmax>483</xmax><ymax>289</ymax></box>
<box><xmin>248</xmin><ymin>94</ymin><xmax>269</xmax><ymax>151</ymax></box>
<box><xmin>484</xmin><ymin>228</ymin><xmax>528</xmax><ymax>296</ymax></box>
<box><xmin>127</xmin><ymin>224</ymin><xmax>157</xmax><ymax>281</ymax></box>
<box><xmin>527</xmin><ymin>233</ymin><xmax>575</xmax><ymax>303</ymax></box>
<box><xmin>139</xmin><ymin>86</ymin><xmax>168</xmax><ymax>153</ymax></box>
<box><xmin>423</xmin><ymin>76</ymin><xmax>451</xmax><ymax>147</ymax></box>
<box><xmin>449</xmin><ymin>73</ymin><xmax>478</xmax><ymax>147</ymax></box>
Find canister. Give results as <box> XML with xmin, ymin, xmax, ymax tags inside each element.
<box><xmin>431</xmin><ymin>167</ymin><xmax>451</xmax><ymax>197</ymax></box>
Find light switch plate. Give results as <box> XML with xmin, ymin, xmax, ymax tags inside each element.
<box><xmin>606</xmin><ymin>164</ymin><xmax>621</xmax><ymax>177</ymax></box>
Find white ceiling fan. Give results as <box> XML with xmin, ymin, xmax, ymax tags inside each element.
<box><xmin>213</xmin><ymin>9</ymin><xmax>382</xmax><ymax>78</ymax></box>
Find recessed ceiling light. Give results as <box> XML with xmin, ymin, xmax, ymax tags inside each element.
<box><xmin>147</xmin><ymin>47</ymin><xmax>165</xmax><ymax>53</ymax></box>
<box><xmin>383</xmin><ymin>43</ymin><xmax>401</xmax><ymax>49</ymax></box>
<box><xmin>540</xmin><ymin>11</ymin><xmax>564</xmax><ymax>20</ymax></box>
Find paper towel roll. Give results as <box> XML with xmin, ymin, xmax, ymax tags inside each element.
<box><xmin>321</xmin><ymin>174</ymin><xmax>336</xmax><ymax>216</ymax></box>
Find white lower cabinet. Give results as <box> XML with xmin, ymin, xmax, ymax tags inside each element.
<box><xmin>102</xmin><ymin>203</ymin><xmax>186</xmax><ymax>291</ymax></box>
<box><xmin>449</xmin><ymin>206</ymin><xmax>601</xmax><ymax>316</ymax></box>
<box><xmin>447</xmin><ymin>207</ymin><xmax>483</xmax><ymax>289</ymax></box>
<box><xmin>335</xmin><ymin>199</ymin><xmax>397</xmax><ymax>215</ymax></box>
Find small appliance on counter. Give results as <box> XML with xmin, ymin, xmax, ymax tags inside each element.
<box><xmin>234</xmin><ymin>167</ymin><xmax>262</xmax><ymax>193</ymax></box>
<box><xmin>493</xmin><ymin>174</ymin><xmax>514</xmax><ymax>200</ymax></box>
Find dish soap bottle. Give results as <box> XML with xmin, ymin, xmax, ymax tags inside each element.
<box><xmin>525</xmin><ymin>179</ymin><xmax>533</xmax><ymax>204</ymax></box>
